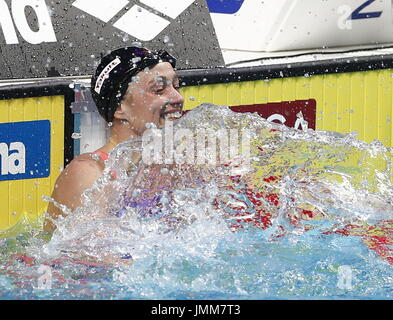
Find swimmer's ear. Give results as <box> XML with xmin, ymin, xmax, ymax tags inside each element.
<box><xmin>113</xmin><ymin>103</ymin><xmax>127</xmax><ymax>121</ymax></box>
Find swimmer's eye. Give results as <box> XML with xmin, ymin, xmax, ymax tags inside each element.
<box><xmin>173</xmin><ymin>80</ymin><xmax>180</xmax><ymax>91</ymax></box>
<box><xmin>152</xmin><ymin>78</ymin><xmax>180</xmax><ymax>93</ymax></box>
<box><xmin>152</xmin><ymin>83</ymin><xmax>165</xmax><ymax>94</ymax></box>
<box><xmin>155</xmin><ymin>84</ymin><xmax>180</xmax><ymax>94</ymax></box>
<box><xmin>155</xmin><ymin>87</ymin><xmax>165</xmax><ymax>94</ymax></box>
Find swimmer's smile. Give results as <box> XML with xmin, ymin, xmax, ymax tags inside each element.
<box><xmin>160</xmin><ymin>105</ymin><xmax>183</xmax><ymax>121</ymax></box>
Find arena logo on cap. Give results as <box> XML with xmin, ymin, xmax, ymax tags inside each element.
<box><xmin>95</xmin><ymin>57</ymin><xmax>121</xmax><ymax>94</ymax></box>
<box><xmin>72</xmin><ymin>0</ymin><xmax>195</xmax><ymax>41</ymax></box>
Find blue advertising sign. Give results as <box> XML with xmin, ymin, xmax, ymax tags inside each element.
<box><xmin>0</xmin><ymin>120</ymin><xmax>51</xmax><ymax>181</ymax></box>
<box><xmin>206</xmin><ymin>0</ymin><xmax>245</xmax><ymax>14</ymax></box>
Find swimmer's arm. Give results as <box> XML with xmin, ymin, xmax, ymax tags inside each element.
<box><xmin>44</xmin><ymin>158</ymin><xmax>103</xmax><ymax>233</ymax></box>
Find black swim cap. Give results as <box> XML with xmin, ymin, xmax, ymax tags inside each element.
<box><xmin>91</xmin><ymin>47</ymin><xmax>176</xmax><ymax>123</ymax></box>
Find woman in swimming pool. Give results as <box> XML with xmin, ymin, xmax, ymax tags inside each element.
<box><xmin>44</xmin><ymin>47</ymin><xmax>184</xmax><ymax>233</ymax></box>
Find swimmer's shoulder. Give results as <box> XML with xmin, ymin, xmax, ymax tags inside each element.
<box><xmin>47</xmin><ymin>151</ymin><xmax>108</xmax><ymax>231</ymax></box>
<box><xmin>73</xmin><ymin>150</ymin><xmax>108</xmax><ymax>167</ymax></box>
<box><xmin>56</xmin><ymin>151</ymin><xmax>107</xmax><ymax>185</ymax></box>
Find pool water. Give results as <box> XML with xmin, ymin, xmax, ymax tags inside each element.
<box><xmin>1</xmin><ymin>104</ymin><xmax>393</xmax><ymax>300</ymax></box>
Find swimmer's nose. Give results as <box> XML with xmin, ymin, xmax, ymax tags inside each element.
<box><xmin>168</xmin><ymin>86</ymin><xmax>184</xmax><ymax>109</ymax></box>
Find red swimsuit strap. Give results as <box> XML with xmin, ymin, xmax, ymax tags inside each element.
<box><xmin>92</xmin><ymin>150</ymin><xmax>109</xmax><ymax>161</ymax></box>
<box><xmin>92</xmin><ymin>150</ymin><xmax>117</xmax><ymax>179</ymax></box>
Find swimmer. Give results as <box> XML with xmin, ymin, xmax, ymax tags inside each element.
<box><xmin>44</xmin><ymin>47</ymin><xmax>184</xmax><ymax>233</ymax></box>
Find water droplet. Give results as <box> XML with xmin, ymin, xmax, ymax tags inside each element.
<box><xmin>72</xmin><ymin>133</ymin><xmax>82</xmax><ymax>139</ymax></box>
<box><xmin>145</xmin><ymin>123</ymin><xmax>157</xmax><ymax>129</ymax></box>
<box><xmin>160</xmin><ymin>168</ymin><xmax>169</xmax><ymax>175</ymax></box>
<box><xmin>163</xmin><ymin>35</ymin><xmax>170</xmax><ymax>44</ymax></box>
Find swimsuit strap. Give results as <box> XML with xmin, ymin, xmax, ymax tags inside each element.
<box><xmin>92</xmin><ymin>150</ymin><xmax>109</xmax><ymax>161</ymax></box>
<box><xmin>92</xmin><ymin>150</ymin><xmax>117</xmax><ymax>180</ymax></box>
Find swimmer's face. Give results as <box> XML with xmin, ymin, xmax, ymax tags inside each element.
<box><xmin>115</xmin><ymin>62</ymin><xmax>184</xmax><ymax>136</ymax></box>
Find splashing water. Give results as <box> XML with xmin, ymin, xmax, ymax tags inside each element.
<box><xmin>2</xmin><ymin>103</ymin><xmax>393</xmax><ymax>300</ymax></box>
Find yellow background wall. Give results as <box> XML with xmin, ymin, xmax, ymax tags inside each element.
<box><xmin>181</xmin><ymin>69</ymin><xmax>393</xmax><ymax>147</ymax></box>
<box><xmin>0</xmin><ymin>95</ymin><xmax>65</xmax><ymax>232</ymax></box>
<box><xmin>1</xmin><ymin>68</ymin><xmax>392</xmax><ymax>233</ymax></box>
